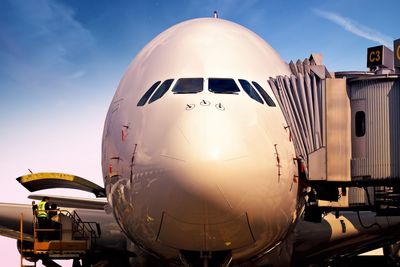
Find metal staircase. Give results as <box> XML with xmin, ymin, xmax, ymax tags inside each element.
<box><xmin>69</xmin><ymin>210</ymin><xmax>101</xmax><ymax>243</ymax></box>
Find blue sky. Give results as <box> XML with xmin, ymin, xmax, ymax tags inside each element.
<box><xmin>1</xmin><ymin>0</ymin><xmax>399</xmax><ymax>119</ymax></box>
<box><xmin>0</xmin><ymin>1</ymin><xmax>398</xmax><ymax>266</ymax></box>
<box><xmin>0</xmin><ymin>0</ymin><xmax>399</xmax><ymax>124</ymax></box>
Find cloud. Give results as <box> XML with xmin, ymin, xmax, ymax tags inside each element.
<box><xmin>69</xmin><ymin>70</ymin><xmax>86</xmax><ymax>79</ymax></box>
<box><xmin>313</xmin><ymin>9</ymin><xmax>393</xmax><ymax>47</ymax></box>
<box><xmin>0</xmin><ymin>0</ymin><xmax>94</xmax><ymax>91</ymax></box>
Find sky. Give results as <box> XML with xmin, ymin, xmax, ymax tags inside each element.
<box><xmin>0</xmin><ymin>0</ymin><xmax>399</xmax><ymax>266</ymax></box>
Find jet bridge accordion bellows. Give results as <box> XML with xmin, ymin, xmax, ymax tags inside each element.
<box><xmin>268</xmin><ymin>57</ymin><xmax>328</xmax><ymax>160</ymax></box>
<box><xmin>268</xmin><ymin>55</ymin><xmax>351</xmax><ymax>183</ymax></box>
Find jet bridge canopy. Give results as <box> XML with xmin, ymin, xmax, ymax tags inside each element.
<box><xmin>16</xmin><ymin>172</ymin><xmax>106</xmax><ymax>197</ymax></box>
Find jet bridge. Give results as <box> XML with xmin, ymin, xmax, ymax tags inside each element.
<box><xmin>268</xmin><ymin>55</ymin><xmax>351</xmax><ymax>206</ymax></box>
<box><xmin>269</xmin><ymin>40</ymin><xmax>400</xmax><ymax>222</ymax></box>
<box><xmin>268</xmin><ymin>55</ymin><xmax>351</xmax><ymax>183</ymax></box>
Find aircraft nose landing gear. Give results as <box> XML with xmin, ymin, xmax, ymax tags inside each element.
<box><xmin>179</xmin><ymin>250</ymin><xmax>232</xmax><ymax>267</ymax></box>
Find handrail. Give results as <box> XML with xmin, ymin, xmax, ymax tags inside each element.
<box><xmin>21</xmin><ymin>208</ymin><xmax>99</xmax><ymax>265</ymax></box>
<box><xmin>32</xmin><ymin>211</ymin><xmax>62</xmax><ymax>246</ymax></box>
<box><xmin>69</xmin><ymin>210</ymin><xmax>99</xmax><ymax>241</ymax></box>
<box><xmin>20</xmin><ymin>213</ymin><xmax>23</xmax><ymax>267</ymax></box>
<box><xmin>64</xmin><ymin>210</ymin><xmax>100</xmax><ymax>242</ymax></box>
<box><xmin>32</xmin><ymin>209</ymin><xmax>100</xmax><ymax>246</ymax></box>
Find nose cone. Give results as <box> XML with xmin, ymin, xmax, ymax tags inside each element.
<box><xmin>166</xmin><ymin>100</ymin><xmax>250</xmax><ymax>163</ymax></box>
<box><xmin>160</xmin><ymin>104</ymin><xmax>270</xmax><ymax>216</ymax></box>
<box><xmin>152</xmin><ymin>104</ymin><xmax>277</xmax><ymax>250</ymax></box>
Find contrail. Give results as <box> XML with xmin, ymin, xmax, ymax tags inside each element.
<box><xmin>313</xmin><ymin>9</ymin><xmax>393</xmax><ymax>48</ymax></box>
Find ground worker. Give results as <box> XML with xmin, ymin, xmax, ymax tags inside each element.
<box><xmin>49</xmin><ymin>203</ymin><xmax>61</xmax><ymax>240</ymax></box>
<box><xmin>36</xmin><ymin>196</ymin><xmax>50</xmax><ymax>241</ymax></box>
<box><xmin>48</xmin><ymin>203</ymin><xmax>59</xmax><ymax>219</ymax></box>
<box><xmin>31</xmin><ymin>201</ymin><xmax>37</xmax><ymax>216</ymax></box>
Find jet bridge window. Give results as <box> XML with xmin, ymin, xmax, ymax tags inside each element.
<box><xmin>208</xmin><ymin>78</ymin><xmax>240</xmax><ymax>94</ymax></box>
<box><xmin>137</xmin><ymin>81</ymin><xmax>161</xmax><ymax>106</ymax></box>
<box><xmin>252</xmin><ymin>81</ymin><xmax>276</xmax><ymax>107</ymax></box>
<box><xmin>148</xmin><ymin>79</ymin><xmax>174</xmax><ymax>104</ymax></box>
<box><xmin>355</xmin><ymin>111</ymin><xmax>366</xmax><ymax>137</ymax></box>
<box><xmin>238</xmin><ymin>79</ymin><xmax>264</xmax><ymax>104</ymax></box>
<box><xmin>172</xmin><ymin>78</ymin><xmax>203</xmax><ymax>93</ymax></box>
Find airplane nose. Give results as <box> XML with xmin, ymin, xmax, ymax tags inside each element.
<box><xmin>152</xmin><ymin>106</ymin><xmax>277</xmax><ymax>250</ymax></box>
<box><xmin>164</xmin><ymin>102</ymin><xmax>250</xmax><ymax>163</ymax></box>
<box><xmin>160</xmin><ymin>105</ymin><xmax>260</xmax><ymax>214</ymax></box>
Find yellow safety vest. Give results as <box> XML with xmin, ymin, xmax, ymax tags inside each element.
<box><xmin>37</xmin><ymin>201</ymin><xmax>47</xmax><ymax>218</ymax></box>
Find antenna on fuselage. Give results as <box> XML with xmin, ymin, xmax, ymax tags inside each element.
<box><xmin>213</xmin><ymin>10</ymin><xmax>218</xmax><ymax>18</ymax></box>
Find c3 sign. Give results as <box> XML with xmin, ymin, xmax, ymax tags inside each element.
<box><xmin>394</xmin><ymin>39</ymin><xmax>400</xmax><ymax>68</ymax></box>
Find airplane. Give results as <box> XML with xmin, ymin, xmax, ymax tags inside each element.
<box><xmin>1</xmin><ymin>17</ymin><xmax>400</xmax><ymax>267</ymax></box>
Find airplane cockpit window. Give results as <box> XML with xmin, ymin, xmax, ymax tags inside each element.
<box><xmin>208</xmin><ymin>78</ymin><xmax>240</xmax><ymax>94</ymax></box>
<box><xmin>172</xmin><ymin>78</ymin><xmax>203</xmax><ymax>94</ymax></box>
<box><xmin>148</xmin><ymin>79</ymin><xmax>174</xmax><ymax>104</ymax></box>
<box><xmin>137</xmin><ymin>81</ymin><xmax>161</xmax><ymax>106</ymax></box>
<box><xmin>252</xmin><ymin>81</ymin><xmax>276</xmax><ymax>107</ymax></box>
<box><xmin>238</xmin><ymin>79</ymin><xmax>264</xmax><ymax>104</ymax></box>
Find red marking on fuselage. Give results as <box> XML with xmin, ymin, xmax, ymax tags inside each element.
<box><xmin>274</xmin><ymin>144</ymin><xmax>281</xmax><ymax>182</ymax></box>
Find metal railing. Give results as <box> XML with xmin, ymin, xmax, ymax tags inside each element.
<box><xmin>68</xmin><ymin>210</ymin><xmax>101</xmax><ymax>243</ymax></box>
<box><xmin>31</xmin><ymin>209</ymin><xmax>100</xmax><ymax>245</ymax></box>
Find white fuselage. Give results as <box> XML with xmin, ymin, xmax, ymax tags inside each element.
<box><xmin>102</xmin><ymin>18</ymin><xmax>300</xmax><ymax>263</ymax></box>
